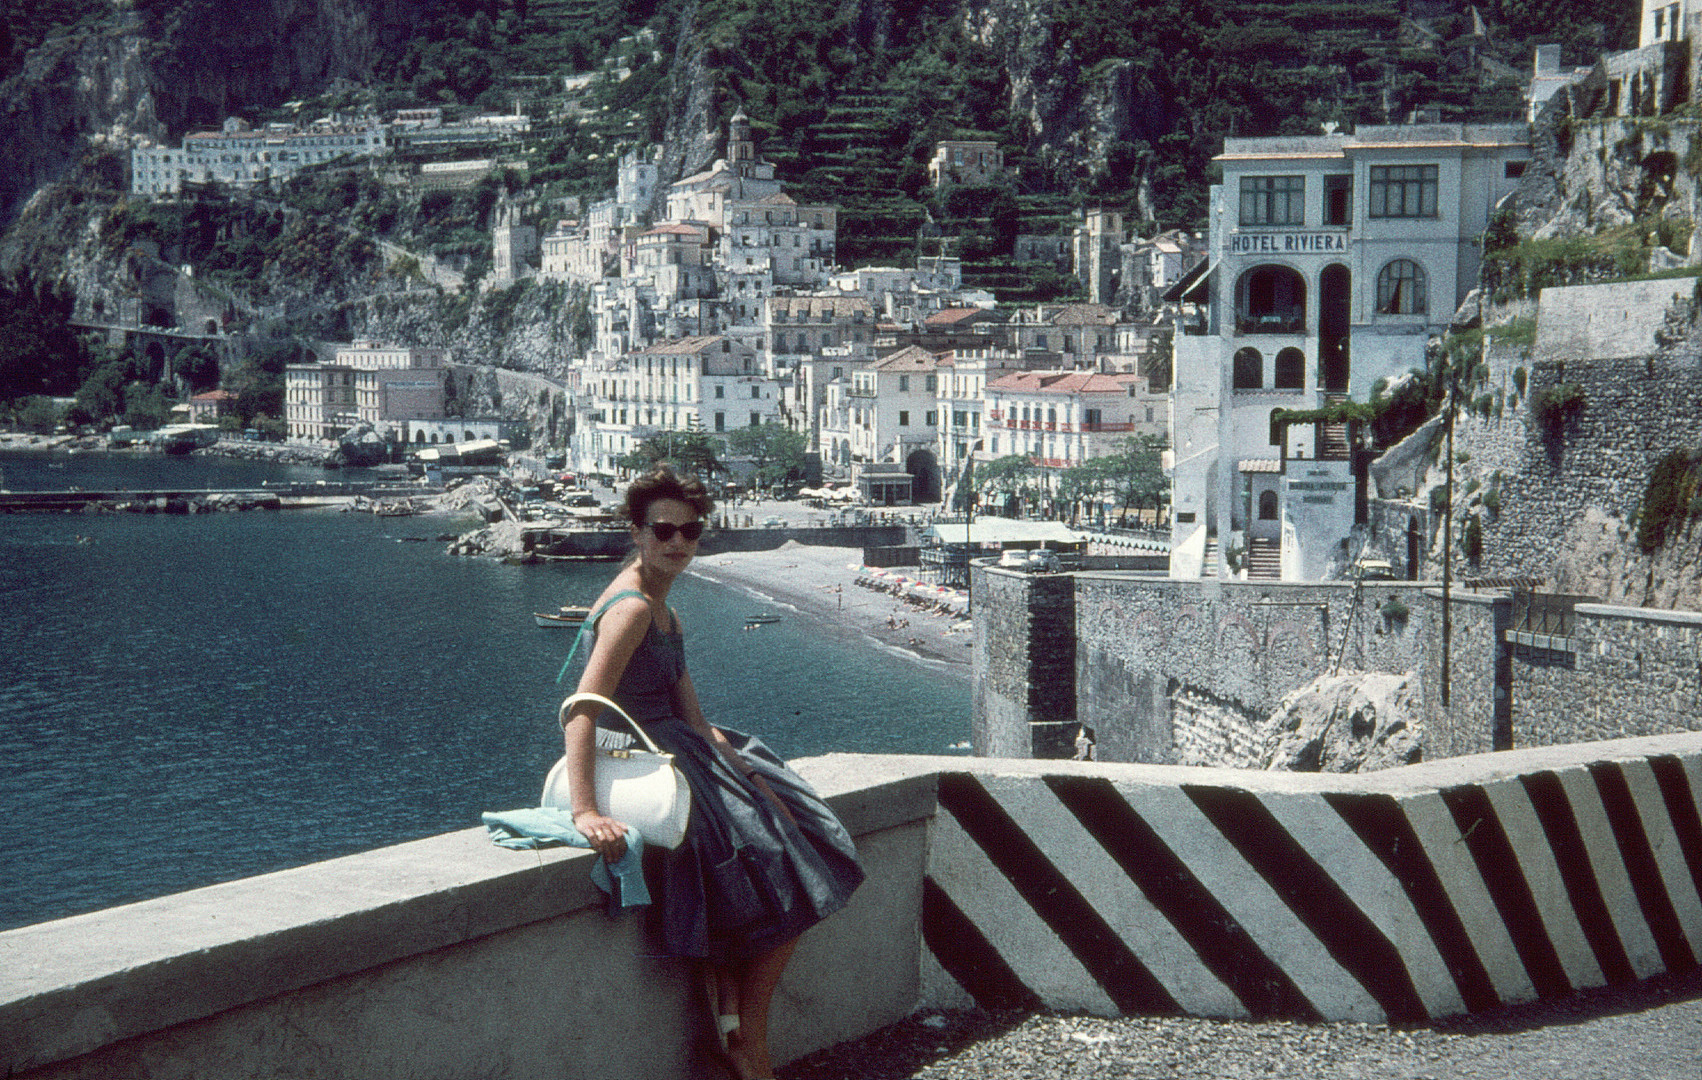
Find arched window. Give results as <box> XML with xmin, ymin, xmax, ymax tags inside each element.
<box><xmin>1233</xmin><ymin>347</ymin><xmax>1263</xmax><ymax>390</ymax></box>
<box><xmin>1258</xmin><ymin>490</ymin><xmax>1279</xmax><ymax>520</ymax></box>
<box><xmin>1236</xmin><ymin>265</ymin><xmax>1306</xmax><ymax>334</ymax></box>
<box><xmin>1274</xmin><ymin>348</ymin><xmax>1305</xmax><ymax>389</ymax></box>
<box><xmin>1376</xmin><ymin>259</ymin><xmax>1427</xmax><ymax>315</ymax></box>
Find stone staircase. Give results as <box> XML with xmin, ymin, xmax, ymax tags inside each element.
<box><xmin>1319</xmin><ymin>393</ymin><xmax>1351</xmax><ymax>460</ymax></box>
<box><xmin>1246</xmin><ymin>536</ymin><xmax>1282</xmax><ymax>580</ymax></box>
<box><xmin>1201</xmin><ymin>537</ymin><xmax>1218</xmax><ymax>577</ymax></box>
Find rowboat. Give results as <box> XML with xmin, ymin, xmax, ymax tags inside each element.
<box><xmin>534</xmin><ymin>605</ymin><xmax>591</xmax><ymax>628</ymax></box>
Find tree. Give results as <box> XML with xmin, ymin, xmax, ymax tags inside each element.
<box><xmin>725</xmin><ymin>423</ymin><xmax>807</xmax><ymax>489</ymax></box>
<box><xmin>15</xmin><ymin>396</ymin><xmax>62</xmax><ymax>434</ymax></box>
<box><xmin>976</xmin><ymin>454</ymin><xmax>1041</xmax><ymax>516</ymax></box>
<box><xmin>1098</xmin><ymin>435</ymin><xmax>1167</xmax><ymax>524</ymax></box>
<box><xmin>622</xmin><ymin>431</ymin><xmax>725</xmax><ymax>478</ymax></box>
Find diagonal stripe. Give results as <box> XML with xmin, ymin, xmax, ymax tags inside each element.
<box><xmin>1480</xmin><ymin>776</ymin><xmax>1607</xmax><ymax>991</ymax></box>
<box><xmin>1589</xmin><ymin>762</ymin><xmax>1696</xmax><ymax>974</ymax></box>
<box><xmin>1261</xmin><ymin>790</ymin><xmax>1463</xmax><ymax>1020</ymax></box>
<box><xmin>1002</xmin><ymin>777</ymin><xmax>1246</xmax><ymax>1017</ymax></box>
<box><xmin>1182</xmin><ymin>785</ymin><xmax>1429</xmax><ymax>1023</ymax></box>
<box><xmin>921</xmin><ymin>875</ymin><xmax>1044</xmax><ymax>1013</ymax></box>
<box><xmin>1650</xmin><ymin>755</ymin><xmax>1702</xmax><ymax>907</ymax></box>
<box><xmin>929</xmin><ymin>802</ymin><xmax>1118</xmax><ymax>1014</ymax></box>
<box><xmin>1045</xmin><ymin>774</ymin><xmax>1314</xmax><ymax>1020</ymax></box>
<box><xmin>1440</xmin><ymin>783</ymin><xmax>1574</xmax><ymax>999</ymax></box>
<box><xmin>1132</xmin><ymin>785</ymin><xmax>1378</xmax><ymax>1021</ymax></box>
<box><xmin>1324</xmin><ymin>791</ymin><xmax>1501</xmax><ymax>1014</ymax></box>
<box><xmin>1520</xmin><ymin>771</ymin><xmax>1636</xmax><ymax>984</ymax></box>
<box><xmin>1635</xmin><ymin>757</ymin><xmax>1702</xmax><ymax>951</ymax></box>
<box><xmin>937</xmin><ymin>772</ymin><xmax>1180</xmax><ymax>1015</ymax></box>
<box><xmin>1401</xmin><ymin>790</ymin><xmax>1533</xmax><ymax>1007</ymax></box>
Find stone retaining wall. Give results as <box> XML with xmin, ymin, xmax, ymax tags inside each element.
<box><xmin>1511</xmin><ymin>603</ymin><xmax>1702</xmax><ymax>748</ymax></box>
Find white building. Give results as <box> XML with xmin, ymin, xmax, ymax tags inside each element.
<box><xmin>575</xmin><ymin>335</ymin><xmax>777</xmax><ymax>475</ymax></box>
<box><xmin>285</xmin><ymin>340</ymin><xmax>448</xmax><ymax>441</ymax></box>
<box><xmin>844</xmin><ymin>345</ymin><xmax>944</xmax><ymax>501</ymax></box>
<box><xmin>1168</xmin><ymin>123</ymin><xmax>1530</xmax><ymax>582</ymax></box>
<box><xmin>985</xmin><ymin>368</ymin><xmax>1162</xmax><ymax>472</ymax></box>
<box><xmin>131</xmin><ymin>116</ymin><xmax>387</xmax><ymax>196</ymax></box>
<box><xmin>934</xmin><ymin>346</ymin><xmax>1061</xmax><ymax>483</ymax></box>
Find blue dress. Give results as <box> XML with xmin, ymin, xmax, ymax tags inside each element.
<box><xmin>590</xmin><ymin>597</ymin><xmax>865</xmax><ymax>963</ymax></box>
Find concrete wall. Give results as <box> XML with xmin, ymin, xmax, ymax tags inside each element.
<box><xmin>919</xmin><ymin>734</ymin><xmax>1702</xmax><ymax>1024</ymax></box>
<box><xmin>7</xmin><ymin>739</ymin><xmax>1702</xmax><ymax>1078</ymax></box>
<box><xmin>0</xmin><ymin>759</ymin><xmax>935</xmax><ymax>1080</ymax></box>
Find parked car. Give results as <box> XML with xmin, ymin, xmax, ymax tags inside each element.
<box><xmin>1350</xmin><ymin>558</ymin><xmax>1398</xmax><ymax>580</ymax></box>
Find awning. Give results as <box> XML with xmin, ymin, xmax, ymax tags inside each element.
<box><xmin>1163</xmin><ymin>258</ymin><xmax>1213</xmax><ymax>303</ymax></box>
<box><xmin>1239</xmin><ymin>458</ymin><xmax>1283</xmax><ymax>474</ymax></box>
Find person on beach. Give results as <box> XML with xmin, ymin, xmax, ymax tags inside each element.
<box><xmin>562</xmin><ymin>466</ymin><xmax>865</xmax><ymax>1080</ymax></box>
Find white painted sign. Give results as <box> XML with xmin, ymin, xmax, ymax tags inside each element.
<box><xmin>1230</xmin><ymin>232</ymin><xmax>1348</xmax><ymax>254</ymax></box>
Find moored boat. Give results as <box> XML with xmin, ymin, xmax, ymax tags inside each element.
<box><xmin>533</xmin><ymin>605</ymin><xmax>591</xmax><ymax>628</ymax></box>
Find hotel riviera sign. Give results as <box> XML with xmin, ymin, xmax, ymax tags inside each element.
<box><xmin>1230</xmin><ymin>231</ymin><xmax>1348</xmax><ymax>254</ymax></box>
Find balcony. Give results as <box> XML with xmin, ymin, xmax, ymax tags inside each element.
<box><xmin>1235</xmin><ymin>311</ymin><xmax>1305</xmax><ymax>335</ymax></box>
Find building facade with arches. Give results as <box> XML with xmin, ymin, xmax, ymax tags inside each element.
<box><xmin>1169</xmin><ymin>124</ymin><xmax>1530</xmax><ymax>581</ymax></box>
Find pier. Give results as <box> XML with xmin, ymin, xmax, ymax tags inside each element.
<box><xmin>0</xmin><ymin>481</ymin><xmax>433</xmax><ymax>513</ymax></box>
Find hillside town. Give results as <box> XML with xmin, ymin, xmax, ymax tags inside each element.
<box><xmin>171</xmin><ymin>2</ymin><xmax>1696</xmax><ymax>590</ymax></box>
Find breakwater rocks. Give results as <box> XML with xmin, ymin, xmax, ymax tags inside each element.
<box><xmin>80</xmin><ymin>492</ymin><xmax>282</xmax><ymax>513</ymax></box>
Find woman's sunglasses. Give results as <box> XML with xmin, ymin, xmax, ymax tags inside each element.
<box><xmin>646</xmin><ymin>520</ymin><xmax>705</xmax><ymax>542</ymax></box>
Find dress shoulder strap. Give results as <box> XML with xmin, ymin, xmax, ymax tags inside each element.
<box><xmin>556</xmin><ymin>589</ymin><xmax>650</xmax><ymax>684</ymax></box>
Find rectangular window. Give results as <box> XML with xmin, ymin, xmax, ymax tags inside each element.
<box><xmin>750</xmin><ymin>412</ymin><xmax>760</xmax><ymax>427</ymax></box>
<box><xmin>715</xmin><ymin>412</ymin><xmax>725</xmax><ymax>432</ymax></box>
<box><xmin>1323</xmin><ymin>175</ymin><xmax>1352</xmax><ymax>226</ymax></box>
<box><xmin>1084</xmin><ymin>408</ymin><xmax>1102</xmax><ymax>428</ymax></box>
<box><xmin>715</xmin><ymin>385</ymin><xmax>724</xmax><ymax>398</ymax></box>
<box><xmin>926</xmin><ymin>374</ymin><xmax>938</xmax><ymax>391</ymax></box>
<box><xmin>1239</xmin><ymin>175</ymin><xmax>1305</xmax><ymax>226</ymax></box>
<box><xmin>1369</xmin><ymin>165</ymin><xmax>1439</xmax><ymax>218</ymax></box>
<box><xmin>751</xmin><ymin>386</ymin><xmax>760</xmax><ymax>399</ymax></box>
<box><xmin>898</xmin><ymin>375</ymin><xmax>909</xmax><ymax>391</ymax></box>
<box><xmin>1505</xmin><ymin>160</ymin><xmax>1527</xmax><ymax>179</ymax></box>
<box><xmin>925</xmin><ymin>411</ymin><xmax>936</xmax><ymax>426</ymax></box>
<box><xmin>899</xmin><ymin>411</ymin><xmax>910</xmax><ymax>426</ymax></box>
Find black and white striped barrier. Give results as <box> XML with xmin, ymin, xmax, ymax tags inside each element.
<box><xmin>920</xmin><ymin>736</ymin><xmax>1702</xmax><ymax>1022</ymax></box>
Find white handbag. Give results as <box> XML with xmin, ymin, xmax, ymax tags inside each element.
<box><xmin>544</xmin><ymin>691</ymin><xmax>692</xmax><ymax>849</ymax></box>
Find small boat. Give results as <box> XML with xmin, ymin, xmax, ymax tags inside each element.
<box><xmin>743</xmin><ymin>614</ymin><xmax>781</xmax><ymax>629</ymax></box>
<box><xmin>533</xmin><ymin>605</ymin><xmax>591</xmax><ymax>628</ymax></box>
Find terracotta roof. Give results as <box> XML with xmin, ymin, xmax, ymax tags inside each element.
<box><xmin>191</xmin><ymin>389</ymin><xmax>237</xmax><ymax>401</ymax></box>
<box><xmin>755</xmin><ymin>192</ymin><xmax>797</xmax><ymax>205</ymax></box>
<box><xmin>988</xmin><ymin>370</ymin><xmax>1137</xmax><ymax>394</ymax></box>
<box><xmin>640</xmin><ymin>223</ymin><xmax>706</xmax><ymax>238</ymax></box>
<box><xmin>635</xmin><ymin>335</ymin><xmax>732</xmax><ymax>355</ymax></box>
<box><xmin>925</xmin><ymin>307</ymin><xmax>999</xmax><ymax>327</ymax></box>
<box><xmin>870</xmin><ymin>345</ymin><xmax>942</xmax><ymax>371</ymax></box>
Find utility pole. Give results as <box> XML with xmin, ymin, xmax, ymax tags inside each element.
<box><xmin>1441</xmin><ymin>352</ymin><xmax>1457</xmax><ymax>707</ymax></box>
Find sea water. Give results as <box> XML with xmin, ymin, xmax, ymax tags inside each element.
<box><xmin>0</xmin><ymin>451</ymin><xmax>970</xmax><ymax>930</ymax></box>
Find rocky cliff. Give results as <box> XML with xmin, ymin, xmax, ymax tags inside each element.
<box><xmin>0</xmin><ymin>0</ymin><xmax>433</xmax><ymax>227</ymax></box>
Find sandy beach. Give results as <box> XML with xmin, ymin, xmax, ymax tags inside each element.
<box><xmin>688</xmin><ymin>540</ymin><xmax>973</xmax><ymax>679</ymax></box>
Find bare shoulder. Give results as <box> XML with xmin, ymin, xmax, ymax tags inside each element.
<box><xmin>592</xmin><ymin>586</ymin><xmax>654</xmax><ymax>638</ymax></box>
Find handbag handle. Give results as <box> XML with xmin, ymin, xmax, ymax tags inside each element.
<box><xmin>559</xmin><ymin>691</ymin><xmax>667</xmax><ymax>757</ymax></box>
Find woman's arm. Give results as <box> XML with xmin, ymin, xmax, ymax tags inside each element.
<box><xmin>560</xmin><ymin>595</ymin><xmax>651</xmax><ymax>859</ymax></box>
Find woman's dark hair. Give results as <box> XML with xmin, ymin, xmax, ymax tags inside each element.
<box><xmin>622</xmin><ymin>466</ymin><xmax>714</xmax><ymax>526</ymax></box>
